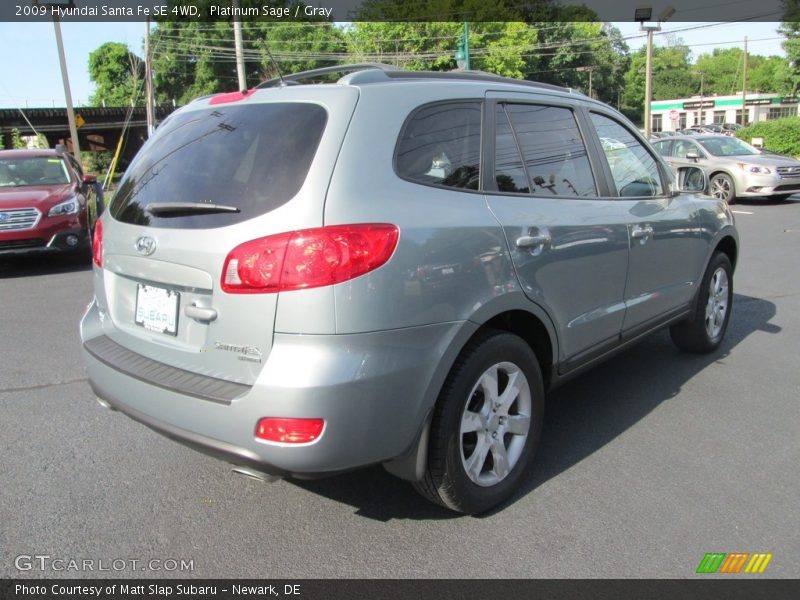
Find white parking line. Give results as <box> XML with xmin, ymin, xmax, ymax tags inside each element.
<box><xmin>732</xmin><ymin>210</ymin><xmax>754</xmax><ymax>215</ymax></box>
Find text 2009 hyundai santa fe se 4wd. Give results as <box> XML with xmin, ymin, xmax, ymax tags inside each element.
<box><xmin>81</xmin><ymin>65</ymin><xmax>738</xmax><ymax>514</ymax></box>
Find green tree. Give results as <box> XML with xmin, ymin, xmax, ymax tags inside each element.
<box><xmin>88</xmin><ymin>42</ymin><xmax>144</xmax><ymax>107</ymax></box>
<box><xmin>694</xmin><ymin>48</ymin><xmax>790</xmax><ymax>96</ymax></box>
<box><xmin>622</xmin><ymin>42</ymin><xmax>694</xmax><ymax>124</ymax></box>
<box><xmin>151</xmin><ymin>3</ymin><xmax>345</xmax><ymax>105</ymax></box>
<box><xmin>780</xmin><ymin>0</ymin><xmax>800</xmax><ymax>94</ymax></box>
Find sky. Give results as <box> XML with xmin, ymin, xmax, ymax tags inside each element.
<box><xmin>0</xmin><ymin>21</ymin><xmax>787</xmax><ymax>110</ymax></box>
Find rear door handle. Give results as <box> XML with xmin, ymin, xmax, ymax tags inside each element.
<box><xmin>516</xmin><ymin>234</ymin><xmax>551</xmax><ymax>248</ymax></box>
<box><xmin>185</xmin><ymin>304</ymin><xmax>218</xmax><ymax>323</ymax></box>
<box><xmin>631</xmin><ymin>225</ymin><xmax>654</xmax><ymax>241</ymax></box>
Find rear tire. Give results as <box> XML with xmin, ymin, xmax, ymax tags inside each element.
<box><xmin>670</xmin><ymin>252</ymin><xmax>733</xmax><ymax>354</ymax></box>
<box><xmin>413</xmin><ymin>330</ymin><xmax>545</xmax><ymax>515</ymax></box>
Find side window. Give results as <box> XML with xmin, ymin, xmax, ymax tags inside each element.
<box><xmin>66</xmin><ymin>154</ymin><xmax>83</xmax><ymax>179</ymax></box>
<box><xmin>653</xmin><ymin>140</ymin><xmax>672</xmax><ymax>157</ymax></box>
<box><xmin>496</xmin><ymin>103</ymin><xmax>597</xmax><ymax>197</ymax></box>
<box><xmin>395</xmin><ymin>101</ymin><xmax>481</xmax><ymax>190</ymax></box>
<box><xmin>494</xmin><ymin>105</ymin><xmax>529</xmax><ymax>193</ymax></box>
<box><xmin>590</xmin><ymin>113</ymin><xmax>664</xmax><ymax>198</ymax></box>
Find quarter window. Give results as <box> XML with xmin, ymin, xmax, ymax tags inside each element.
<box><xmin>395</xmin><ymin>101</ymin><xmax>481</xmax><ymax>190</ymax></box>
<box><xmin>590</xmin><ymin>113</ymin><xmax>664</xmax><ymax>198</ymax></box>
<box><xmin>494</xmin><ymin>103</ymin><xmax>597</xmax><ymax>197</ymax></box>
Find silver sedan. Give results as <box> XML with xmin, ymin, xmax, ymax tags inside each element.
<box><xmin>652</xmin><ymin>135</ymin><xmax>800</xmax><ymax>203</ymax></box>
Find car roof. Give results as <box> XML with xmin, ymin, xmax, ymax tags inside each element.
<box><xmin>0</xmin><ymin>149</ymin><xmax>63</xmax><ymax>159</ymax></box>
<box><xmin>249</xmin><ymin>63</ymin><xmax>608</xmax><ymax>109</ymax></box>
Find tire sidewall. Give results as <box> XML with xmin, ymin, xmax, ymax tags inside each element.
<box><xmin>712</xmin><ymin>173</ymin><xmax>736</xmax><ymax>204</ymax></box>
<box><xmin>437</xmin><ymin>333</ymin><xmax>545</xmax><ymax>514</ymax></box>
<box><xmin>697</xmin><ymin>253</ymin><xmax>733</xmax><ymax>349</ymax></box>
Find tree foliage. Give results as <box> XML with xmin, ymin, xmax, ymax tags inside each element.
<box><xmin>694</xmin><ymin>48</ymin><xmax>790</xmax><ymax>96</ymax></box>
<box><xmin>736</xmin><ymin>117</ymin><xmax>800</xmax><ymax>157</ymax></box>
<box><xmin>88</xmin><ymin>42</ymin><xmax>144</xmax><ymax>107</ymax></box>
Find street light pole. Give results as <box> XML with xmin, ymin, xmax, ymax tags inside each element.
<box><xmin>643</xmin><ymin>25</ymin><xmax>659</xmax><ymax>138</ymax></box>
<box><xmin>639</xmin><ymin>6</ymin><xmax>675</xmax><ymax>139</ymax></box>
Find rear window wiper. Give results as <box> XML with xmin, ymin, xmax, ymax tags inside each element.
<box><xmin>145</xmin><ymin>202</ymin><xmax>241</xmax><ymax>216</ymax></box>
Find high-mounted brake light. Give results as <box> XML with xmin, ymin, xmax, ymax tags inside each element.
<box><xmin>256</xmin><ymin>418</ymin><xmax>325</xmax><ymax>444</ymax></box>
<box><xmin>221</xmin><ymin>223</ymin><xmax>399</xmax><ymax>294</ymax></box>
<box><xmin>209</xmin><ymin>89</ymin><xmax>255</xmax><ymax>105</ymax></box>
<box><xmin>92</xmin><ymin>219</ymin><xmax>103</xmax><ymax>268</ymax></box>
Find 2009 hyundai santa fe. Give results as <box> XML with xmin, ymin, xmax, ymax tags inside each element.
<box><xmin>81</xmin><ymin>65</ymin><xmax>738</xmax><ymax>514</ymax></box>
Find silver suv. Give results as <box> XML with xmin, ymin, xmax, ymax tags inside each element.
<box><xmin>81</xmin><ymin>65</ymin><xmax>738</xmax><ymax>514</ymax></box>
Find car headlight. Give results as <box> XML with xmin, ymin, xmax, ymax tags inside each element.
<box><xmin>738</xmin><ymin>163</ymin><xmax>772</xmax><ymax>174</ymax></box>
<box><xmin>48</xmin><ymin>197</ymin><xmax>79</xmax><ymax>217</ymax></box>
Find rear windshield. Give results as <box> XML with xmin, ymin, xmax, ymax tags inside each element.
<box><xmin>110</xmin><ymin>102</ymin><xmax>327</xmax><ymax>229</ymax></box>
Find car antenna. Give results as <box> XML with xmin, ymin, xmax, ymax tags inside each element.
<box><xmin>263</xmin><ymin>43</ymin><xmax>287</xmax><ymax>87</ymax></box>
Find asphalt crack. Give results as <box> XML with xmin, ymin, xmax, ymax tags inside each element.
<box><xmin>0</xmin><ymin>378</ymin><xmax>89</xmax><ymax>395</ymax></box>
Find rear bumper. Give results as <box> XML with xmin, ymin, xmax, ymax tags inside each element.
<box><xmin>81</xmin><ymin>300</ymin><xmax>466</xmax><ymax>478</ymax></box>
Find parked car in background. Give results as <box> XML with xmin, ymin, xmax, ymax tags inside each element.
<box><xmin>81</xmin><ymin>64</ymin><xmax>737</xmax><ymax>515</ymax></box>
<box><xmin>0</xmin><ymin>148</ymin><xmax>97</xmax><ymax>257</ymax></box>
<box><xmin>652</xmin><ymin>134</ymin><xmax>800</xmax><ymax>203</ymax></box>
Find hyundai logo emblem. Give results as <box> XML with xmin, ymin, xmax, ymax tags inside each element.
<box><xmin>135</xmin><ymin>236</ymin><xmax>157</xmax><ymax>256</ymax></box>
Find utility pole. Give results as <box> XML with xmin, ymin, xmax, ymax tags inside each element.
<box><xmin>741</xmin><ymin>36</ymin><xmax>748</xmax><ymax>126</ymax></box>
<box><xmin>577</xmin><ymin>66</ymin><xmax>595</xmax><ymax>98</ymax></box>
<box><xmin>232</xmin><ymin>0</ymin><xmax>247</xmax><ymax>91</ymax></box>
<box><xmin>52</xmin><ymin>13</ymin><xmax>81</xmax><ymax>165</ymax></box>
<box><xmin>144</xmin><ymin>18</ymin><xmax>155</xmax><ymax>137</ymax></box>
<box><xmin>698</xmin><ymin>70</ymin><xmax>705</xmax><ymax>125</ymax></box>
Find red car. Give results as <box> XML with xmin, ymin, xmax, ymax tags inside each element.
<box><xmin>0</xmin><ymin>149</ymin><xmax>98</xmax><ymax>257</ymax></box>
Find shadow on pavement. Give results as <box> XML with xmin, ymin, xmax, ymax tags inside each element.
<box><xmin>291</xmin><ymin>293</ymin><xmax>778</xmax><ymax>520</ymax></box>
<box><xmin>0</xmin><ymin>252</ymin><xmax>91</xmax><ymax>279</ymax></box>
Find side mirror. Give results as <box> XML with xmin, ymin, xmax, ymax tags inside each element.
<box><xmin>685</xmin><ymin>152</ymin><xmax>699</xmax><ymax>161</ymax></box>
<box><xmin>675</xmin><ymin>166</ymin><xmax>707</xmax><ymax>193</ymax></box>
<box><xmin>82</xmin><ymin>174</ymin><xmax>97</xmax><ymax>184</ymax></box>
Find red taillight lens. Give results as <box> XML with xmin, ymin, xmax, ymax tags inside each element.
<box><xmin>221</xmin><ymin>223</ymin><xmax>399</xmax><ymax>294</ymax></box>
<box><xmin>255</xmin><ymin>418</ymin><xmax>325</xmax><ymax>444</ymax></box>
<box><xmin>92</xmin><ymin>219</ymin><xmax>103</xmax><ymax>268</ymax></box>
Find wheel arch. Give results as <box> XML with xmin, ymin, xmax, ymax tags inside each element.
<box><xmin>383</xmin><ymin>304</ymin><xmax>557</xmax><ymax>483</ymax></box>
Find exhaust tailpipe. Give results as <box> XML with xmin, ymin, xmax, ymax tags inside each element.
<box><xmin>232</xmin><ymin>466</ymin><xmax>281</xmax><ymax>483</ymax></box>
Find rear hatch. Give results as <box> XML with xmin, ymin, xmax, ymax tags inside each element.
<box><xmin>94</xmin><ymin>87</ymin><xmax>359</xmax><ymax>385</ymax></box>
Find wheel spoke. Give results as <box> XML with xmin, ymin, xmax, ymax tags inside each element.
<box><xmin>464</xmin><ymin>437</ymin><xmax>491</xmax><ymax>480</ymax></box>
<box><xmin>506</xmin><ymin>414</ymin><xmax>530</xmax><ymax>435</ymax></box>
<box><xmin>490</xmin><ymin>439</ymin><xmax>510</xmax><ymax>480</ymax></box>
<box><xmin>479</xmin><ymin>368</ymin><xmax>500</xmax><ymax>405</ymax></box>
<box><xmin>461</xmin><ymin>410</ymin><xmax>484</xmax><ymax>434</ymax></box>
<box><xmin>496</xmin><ymin>369</ymin><xmax>521</xmax><ymax>413</ymax></box>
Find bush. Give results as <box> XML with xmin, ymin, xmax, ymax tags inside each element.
<box><xmin>81</xmin><ymin>151</ymin><xmax>115</xmax><ymax>176</ymax></box>
<box><xmin>736</xmin><ymin>117</ymin><xmax>800</xmax><ymax>157</ymax></box>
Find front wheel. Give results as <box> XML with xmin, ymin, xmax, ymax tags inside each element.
<box><xmin>670</xmin><ymin>252</ymin><xmax>733</xmax><ymax>353</ymax></box>
<box><xmin>710</xmin><ymin>173</ymin><xmax>736</xmax><ymax>205</ymax></box>
<box><xmin>413</xmin><ymin>330</ymin><xmax>545</xmax><ymax>514</ymax></box>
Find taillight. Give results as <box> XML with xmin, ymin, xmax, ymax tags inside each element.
<box><xmin>221</xmin><ymin>223</ymin><xmax>399</xmax><ymax>294</ymax></box>
<box><xmin>255</xmin><ymin>418</ymin><xmax>325</xmax><ymax>444</ymax></box>
<box><xmin>92</xmin><ymin>219</ymin><xmax>103</xmax><ymax>268</ymax></box>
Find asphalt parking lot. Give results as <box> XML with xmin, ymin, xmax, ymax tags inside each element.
<box><xmin>1</xmin><ymin>197</ymin><xmax>798</xmax><ymax>579</ymax></box>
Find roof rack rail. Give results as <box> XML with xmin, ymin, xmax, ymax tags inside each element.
<box><xmin>381</xmin><ymin>70</ymin><xmax>571</xmax><ymax>93</ymax></box>
<box><xmin>257</xmin><ymin>63</ymin><xmax>400</xmax><ymax>88</ymax></box>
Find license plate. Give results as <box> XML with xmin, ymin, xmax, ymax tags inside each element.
<box><xmin>135</xmin><ymin>284</ymin><xmax>180</xmax><ymax>336</ymax></box>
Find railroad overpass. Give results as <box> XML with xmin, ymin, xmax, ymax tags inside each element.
<box><xmin>0</xmin><ymin>106</ymin><xmax>175</xmax><ymax>162</ymax></box>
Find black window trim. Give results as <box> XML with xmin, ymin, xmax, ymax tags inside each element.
<box><xmin>392</xmin><ymin>98</ymin><xmax>485</xmax><ymax>195</ymax></box>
